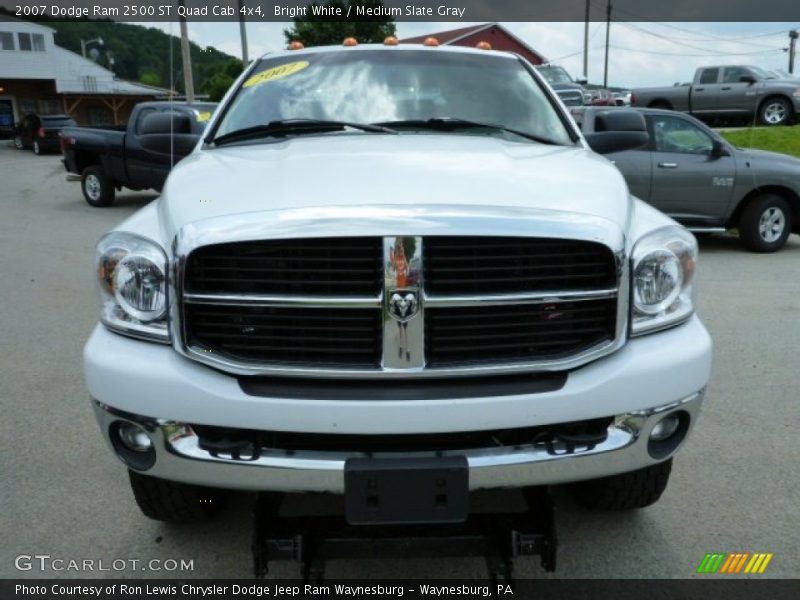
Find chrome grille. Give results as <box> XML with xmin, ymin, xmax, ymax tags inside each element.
<box><xmin>557</xmin><ymin>90</ymin><xmax>584</xmax><ymax>107</ymax></box>
<box><xmin>180</xmin><ymin>235</ymin><xmax>622</xmax><ymax>376</ymax></box>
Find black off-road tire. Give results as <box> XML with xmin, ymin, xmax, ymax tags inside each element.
<box><xmin>738</xmin><ymin>194</ymin><xmax>792</xmax><ymax>253</ymax></box>
<box><xmin>81</xmin><ymin>165</ymin><xmax>115</xmax><ymax>207</ymax></box>
<box><xmin>128</xmin><ymin>471</ymin><xmax>228</xmax><ymax>523</ymax></box>
<box><xmin>572</xmin><ymin>459</ymin><xmax>673</xmax><ymax>510</ymax></box>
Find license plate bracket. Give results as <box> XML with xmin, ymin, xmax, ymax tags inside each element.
<box><xmin>344</xmin><ymin>456</ymin><xmax>468</xmax><ymax>525</ymax></box>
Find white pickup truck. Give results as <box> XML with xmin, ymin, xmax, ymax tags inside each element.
<box><xmin>85</xmin><ymin>44</ymin><xmax>712</xmax><ymax>525</ymax></box>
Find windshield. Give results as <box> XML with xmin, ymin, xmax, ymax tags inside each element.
<box><xmin>213</xmin><ymin>49</ymin><xmax>573</xmax><ymax>145</ymax></box>
<box><xmin>535</xmin><ymin>66</ymin><xmax>574</xmax><ymax>85</ymax></box>
<box><xmin>748</xmin><ymin>66</ymin><xmax>772</xmax><ymax>80</ymax></box>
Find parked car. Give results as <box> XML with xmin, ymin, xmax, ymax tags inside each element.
<box><xmin>61</xmin><ymin>101</ymin><xmax>217</xmax><ymax>207</ymax></box>
<box><xmin>535</xmin><ymin>63</ymin><xmax>591</xmax><ymax>106</ymax></box>
<box><xmin>581</xmin><ymin>107</ymin><xmax>800</xmax><ymax>251</ymax></box>
<box><xmin>86</xmin><ymin>44</ymin><xmax>711</xmax><ymax>527</ymax></box>
<box><xmin>614</xmin><ymin>90</ymin><xmax>632</xmax><ymax>106</ymax></box>
<box><xmin>591</xmin><ymin>89</ymin><xmax>616</xmax><ymax>106</ymax></box>
<box><xmin>631</xmin><ymin>65</ymin><xmax>800</xmax><ymax>125</ymax></box>
<box><xmin>13</xmin><ymin>114</ymin><xmax>75</xmax><ymax>155</ymax></box>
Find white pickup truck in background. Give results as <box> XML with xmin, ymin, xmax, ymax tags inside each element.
<box><xmin>85</xmin><ymin>44</ymin><xmax>712</xmax><ymax>528</ymax></box>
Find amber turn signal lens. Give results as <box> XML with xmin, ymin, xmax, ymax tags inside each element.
<box><xmin>476</xmin><ymin>41</ymin><xmax>492</xmax><ymax>50</ymax></box>
<box><xmin>423</xmin><ymin>37</ymin><xmax>440</xmax><ymax>47</ymax></box>
<box><xmin>343</xmin><ymin>37</ymin><xmax>358</xmax><ymax>47</ymax></box>
<box><xmin>384</xmin><ymin>36</ymin><xmax>399</xmax><ymax>46</ymax></box>
<box><xmin>287</xmin><ymin>41</ymin><xmax>304</xmax><ymax>50</ymax></box>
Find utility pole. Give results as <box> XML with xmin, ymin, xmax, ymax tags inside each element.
<box><xmin>582</xmin><ymin>0</ymin><xmax>590</xmax><ymax>79</ymax></box>
<box><xmin>603</xmin><ymin>0</ymin><xmax>612</xmax><ymax>88</ymax></box>
<box><xmin>790</xmin><ymin>30</ymin><xmax>798</xmax><ymax>75</ymax></box>
<box><xmin>178</xmin><ymin>0</ymin><xmax>195</xmax><ymax>102</ymax></box>
<box><xmin>238</xmin><ymin>0</ymin><xmax>249</xmax><ymax>64</ymax></box>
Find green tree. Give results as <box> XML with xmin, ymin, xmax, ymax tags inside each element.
<box><xmin>203</xmin><ymin>59</ymin><xmax>244</xmax><ymax>102</ymax></box>
<box><xmin>283</xmin><ymin>0</ymin><xmax>396</xmax><ymax>47</ymax></box>
<box><xmin>139</xmin><ymin>71</ymin><xmax>162</xmax><ymax>87</ymax></box>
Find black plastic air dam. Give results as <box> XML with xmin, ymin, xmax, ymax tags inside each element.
<box><xmin>238</xmin><ymin>371</ymin><xmax>567</xmax><ymax>400</ymax></box>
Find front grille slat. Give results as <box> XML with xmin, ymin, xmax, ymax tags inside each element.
<box><xmin>186</xmin><ymin>237</ymin><xmax>383</xmax><ymax>296</ymax></box>
<box><xmin>425</xmin><ymin>299</ymin><xmax>617</xmax><ymax>366</ymax></box>
<box><xmin>182</xmin><ymin>235</ymin><xmax>619</xmax><ymax>372</ymax></box>
<box><xmin>423</xmin><ymin>236</ymin><xmax>616</xmax><ymax>295</ymax></box>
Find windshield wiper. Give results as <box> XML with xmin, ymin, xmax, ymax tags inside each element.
<box><xmin>211</xmin><ymin>119</ymin><xmax>397</xmax><ymax>146</ymax></box>
<box><xmin>373</xmin><ymin>118</ymin><xmax>566</xmax><ymax>146</ymax></box>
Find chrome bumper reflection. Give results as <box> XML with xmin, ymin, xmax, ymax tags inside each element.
<box><xmin>92</xmin><ymin>390</ymin><xmax>704</xmax><ymax>493</ymax></box>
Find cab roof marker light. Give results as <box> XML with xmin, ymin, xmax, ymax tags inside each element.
<box><xmin>423</xmin><ymin>37</ymin><xmax>440</xmax><ymax>47</ymax></box>
<box><xmin>384</xmin><ymin>36</ymin><xmax>399</xmax><ymax>46</ymax></box>
<box><xmin>476</xmin><ymin>41</ymin><xmax>492</xmax><ymax>50</ymax></box>
<box><xmin>287</xmin><ymin>41</ymin><xmax>304</xmax><ymax>50</ymax></box>
<box><xmin>343</xmin><ymin>37</ymin><xmax>358</xmax><ymax>47</ymax></box>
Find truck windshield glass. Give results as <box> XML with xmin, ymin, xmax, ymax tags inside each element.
<box><xmin>536</xmin><ymin>66</ymin><xmax>574</xmax><ymax>85</ymax></box>
<box><xmin>213</xmin><ymin>50</ymin><xmax>573</xmax><ymax>145</ymax></box>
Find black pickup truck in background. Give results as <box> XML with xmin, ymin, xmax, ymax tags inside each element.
<box><xmin>61</xmin><ymin>101</ymin><xmax>217</xmax><ymax>206</ymax></box>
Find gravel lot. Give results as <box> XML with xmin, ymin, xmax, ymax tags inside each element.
<box><xmin>1</xmin><ymin>144</ymin><xmax>798</xmax><ymax>579</ymax></box>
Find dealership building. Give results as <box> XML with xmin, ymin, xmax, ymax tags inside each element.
<box><xmin>0</xmin><ymin>16</ymin><xmax>169</xmax><ymax>138</ymax></box>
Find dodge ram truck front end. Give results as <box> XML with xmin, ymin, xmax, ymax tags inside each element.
<box><xmin>85</xmin><ymin>44</ymin><xmax>712</xmax><ymax>523</ymax></box>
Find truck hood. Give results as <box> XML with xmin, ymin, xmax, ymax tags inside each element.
<box><xmin>159</xmin><ymin>134</ymin><xmax>631</xmax><ymax>237</ymax></box>
<box><xmin>737</xmin><ymin>147</ymin><xmax>800</xmax><ymax>169</ymax></box>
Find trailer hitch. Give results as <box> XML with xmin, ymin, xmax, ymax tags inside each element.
<box><xmin>252</xmin><ymin>487</ymin><xmax>557</xmax><ymax>583</ymax></box>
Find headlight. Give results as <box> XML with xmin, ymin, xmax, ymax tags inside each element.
<box><xmin>95</xmin><ymin>232</ymin><xmax>170</xmax><ymax>342</ymax></box>
<box><xmin>631</xmin><ymin>226</ymin><xmax>697</xmax><ymax>336</ymax></box>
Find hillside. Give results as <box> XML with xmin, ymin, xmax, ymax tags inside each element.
<box><xmin>1</xmin><ymin>10</ymin><xmax>242</xmax><ymax>98</ymax></box>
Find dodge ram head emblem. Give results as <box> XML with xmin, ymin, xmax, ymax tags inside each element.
<box><xmin>388</xmin><ymin>290</ymin><xmax>419</xmax><ymax>322</ymax></box>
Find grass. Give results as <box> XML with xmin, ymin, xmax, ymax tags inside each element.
<box><xmin>718</xmin><ymin>126</ymin><xmax>800</xmax><ymax>158</ymax></box>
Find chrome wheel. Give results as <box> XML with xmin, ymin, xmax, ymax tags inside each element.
<box><xmin>758</xmin><ymin>206</ymin><xmax>786</xmax><ymax>243</ymax></box>
<box><xmin>84</xmin><ymin>174</ymin><xmax>102</xmax><ymax>202</ymax></box>
<box><xmin>33</xmin><ymin>140</ymin><xmax>40</xmax><ymax>155</ymax></box>
<box><xmin>13</xmin><ymin>136</ymin><xmax>23</xmax><ymax>150</ymax></box>
<box><xmin>762</xmin><ymin>101</ymin><xmax>788</xmax><ymax>125</ymax></box>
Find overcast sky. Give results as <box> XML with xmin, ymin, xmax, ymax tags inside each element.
<box><xmin>142</xmin><ymin>21</ymin><xmax>800</xmax><ymax>88</ymax></box>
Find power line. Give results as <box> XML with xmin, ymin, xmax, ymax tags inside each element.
<box><xmin>587</xmin><ymin>0</ymin><xmax>794</xmax><ymax>47</ymax></box>
<box><xmin>615</xmin><ymin>21</ymin><xmax>783</xmax><ymax>54</ymax></box>
<box><xmin>609</xmin><ymin>44</ymin><xmax>784</xmax><ymax>57</ymax></box>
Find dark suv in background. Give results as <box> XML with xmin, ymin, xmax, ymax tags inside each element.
<box><xmin>13</xmin><ymin>114</ymin><xmax>76</xmax><ymax>155</ymax></box>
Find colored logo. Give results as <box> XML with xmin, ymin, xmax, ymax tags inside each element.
<box><xmin>696</xmin><ymin>552</ymin><xmax>773</xmax><ymax>574</ymax></box>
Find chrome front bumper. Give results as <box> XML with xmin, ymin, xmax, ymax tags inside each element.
<box><xmin>92</xmin><ymin>390</ymin><xmax>704</xmax><ymax>493</ymax></box>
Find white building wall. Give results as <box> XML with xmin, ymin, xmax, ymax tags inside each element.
<box><xmin>0</xmin><ymin>19</ymin><xmax>57</xmax><ymax>80</ymax></box>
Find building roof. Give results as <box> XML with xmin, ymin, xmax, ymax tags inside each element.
<box><xmin>53</xmin><ymin>47</ymin><xmax>172</xmax><ymax>96</ymax></box>
<box><xmin>0</xmin><ymin>14</ymin><xmax>55</xmax><ymax>32</ymax></box>
<box><xmin>400</xmin><ymin>22</ymin><xmax>548</xmax><ymax>63</ymax></box>
<box><xmin>400</xmin><ymin>23</ymin><xmax>493</xmax><ymax>45</ymax></box>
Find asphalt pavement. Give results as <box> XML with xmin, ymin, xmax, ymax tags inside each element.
<box><xmin>1</xmin><ymin>144</ymin><xmax>798</xmax><ymax>579</ymax></box>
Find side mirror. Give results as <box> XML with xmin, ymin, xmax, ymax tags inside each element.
<box><xmin>739</xmin><ymin>75</ymin><xmax>756</xmax><ymax>85</ymax></box>
<box><xmin>139</xmin><ymin>111</ymin><xmax>199</xmax><ymax>158</ymax></box>
<box><xmin>711</xmin><ymin>139</ymin><xmax>730</xmax><ymax>157</ymax></box>
<box><xmin>575</xmin><ymin>77</ymin><xmax>588</xmax><ymax>85</ymax></box>
<box><xmin>584</xmin><ymin>110</ymin><xmax>649</xmax><ymax>155</ymax></box>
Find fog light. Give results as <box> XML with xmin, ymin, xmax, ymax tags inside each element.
<box><xmin>650</xmin><ymin>414</ymin><xmax>680</xmax><ymax>441</ymax></box>
<box><xmin>117</xmin><ymin>422</ymin><xmax>152</xmax><ymax>452</ymax></box>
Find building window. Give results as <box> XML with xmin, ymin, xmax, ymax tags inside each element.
<box><xmin>89</xmin><ymin>107</ymin><xmax>112</xmax><ymax>125</ymax></box>
<box><xmin>20</xmin><ymin>100</ymin><xmax>36</xmax><ymax>115</ymax></box>
<box><xmin>38</xmin><ymin>99</ymin><xmax>61</xmax><ymax>115</ymax></box>
<box><xmin>18</xmin><ymin>32</ymin><xmax>31</xmax><ymax>51</ymax></box>
<box><xmin>0</xmin><ymin>31</ymin><xmax>13</xmax><ymax>50</ymax></box>
<box><xmin>18</xmin><ymin>33</ymin><xmax>44</xmax><ymax>52</ymax></box>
